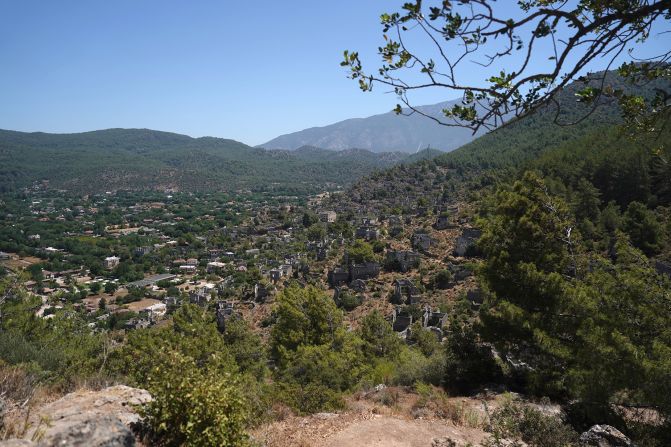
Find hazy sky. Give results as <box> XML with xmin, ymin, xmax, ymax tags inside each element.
<box><xmin>1</xmin><ymin>1</ymin><xmax>669</xmax><ymax>146</ymax></box>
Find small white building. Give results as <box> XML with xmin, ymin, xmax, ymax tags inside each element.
<box><xmin>145</xmin><ymin>302</ymin><xmax>167</xmax><ymax>319</ymax></box>
<box><xmin>179</xmin><ymin>265</ymin><xmax>197</xmax><ymax>274</ymax></box>
<box><xmin>104</xmin><ymin>256</ymin><xmax>120</xmax><ymax>269</ymax></box>
<box><xmin>207</xmin><ymin>261</ymin><xmax>227</xmax><ymax>273</ymax></box>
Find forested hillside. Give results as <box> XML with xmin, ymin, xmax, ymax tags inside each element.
<box><xmin>0</xmin><ymin>129</ymin><xmax>409</xmax><ymax>194</ymax></box>
<box><xmin>326</xmin><ymin>69</ymin><xmax>671</xmax><ymax>444</ymax></box>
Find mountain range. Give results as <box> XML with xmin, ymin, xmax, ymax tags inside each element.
<box><xmin>259</xmin><ymin>99</ymin><xmax>485</xmax><ymax>153</ymax></box>
<box><xmin>1</xmin><ymin>68</ymin><xmax>665</xmax><ymax>196</ymax></box>
<box><xmin>0</xmin><ymin>129</ymin><xmax>417</xmax><ymax>195</ymax></box>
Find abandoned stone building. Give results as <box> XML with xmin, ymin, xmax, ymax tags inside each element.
<box><xmin>467</xmin><ymin>288</ymin><xmax>484</xmax><ymax>308</ymax></box>
<box><xmin>453</xmin><ymin>227</ymin><xmax>482</xmax><ymax>257</ymax></box>
<box><xmin>316</xmin><ymin>247</ymin><xmax>328</xmax><ymax>261</ymax></box>
<box><xmin>386</xmin><ymin>250</ymin><xmax>421</xmax><ymax>272</ymax></box>
<box><xmin>434</xmin><ymin>210</ymin><xmax>459</xmax><ymax>230</ymax></box>
<box><xmin>189</xmin><ymin>287</ymin><xmax>213</xmax><ymax>306</ymax></box>
<box><xmin>215</xmin><ymin>301</ymin><xmax>237</xmax><ymax>332</ymax></box>
<box><xmin>390</xmin><ymin>306</ymin><xmax>413</xmax><ymax>337</ymax></box>
<box><xmin>389</xmin><ymin>305</ymin><xmax>448</xmax><ymax>340</ymax></box>
<box><xmin>134</xmin><ymin>246</ymin><xmax>152</xmax><ymax>257</ymax></box>
<box><xmin>411</xmin><ymin>232</ymin><xmax>434</xmax><ymax>252</ymax></box>
<box><xmin>421</xmin><ymin>306</ymin><xmax>449</xmax><ymax>340</ymax></box>
<box><xmin>254</xmin><ymin>282</ymin><xmax>269</xmax><ymax>302</ymax></box>
<box><xmin>350</xmin><ymin>278</ymin><xmax>366</xmax><ymax>293</ymax></box>
<box><xmin>327</xmin><ymin>267</ymin><xmax>349</xmax><ymax>287</ymax></box>
<box><xmin>355</xmin><ymin>225</ymin><xmax>381</xmax><ymax>241</ymax></box>
<box><xmin>124</xmin><ymin>317</ymin><xmax>151</xmax><ymax>331</ymax></box>
<box><xmin>387</xmin><ymin>215</ymin><xmax>403</xmax><ymax>226</ymax></box>
<box><xmin>269</xmin><ymin>264</ymin><xmax>293</xmax><ymax>284</ymax></box>
<box><xmin>361</xmin><ymin>216</ymin><xmax>379</xmax><ymax>226</ymax></box>
<box><xmin>328</xmin><ymin>262</ymin><xmax>380</xmax><ymax>287</ymax></box>
<box><xmin>350</xmin><ymin>262</ymin><xmax>380</xmax><ymax>281</ymax></box>
<box><xmin>391</xmin><ymin>278</ymin><xmax>421</xmax><ymax>305</ymax></box>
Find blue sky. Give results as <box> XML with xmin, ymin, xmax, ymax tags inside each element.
<box><xmin>1</xmin><ymin>1</ymin><xmax>669</xmax><ymax>146</ymax></box>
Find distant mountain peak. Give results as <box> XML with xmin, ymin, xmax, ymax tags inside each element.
<box><xmin>259</xmin><ymin>100</ymin><xmax>486</xmax><ymax>153</ymax></box>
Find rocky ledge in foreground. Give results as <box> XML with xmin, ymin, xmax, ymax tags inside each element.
<box><xmin>1</xmin><ymin>385</ymin><xmax>151</xmax><ymax>447</ymax></box>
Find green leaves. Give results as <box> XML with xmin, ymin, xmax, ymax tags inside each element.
<box><xmin>142</xmin><ymin>353</ymin><xmax>250</xmax><ymax>447</ymax></box>
<box><xmin>575</xmin><ymin>86</ymin><xmax>601</xmax><ymax>103</ymax></box>
<box><xmin>358</xmin><ymin>310</ymin><xmax>402</xmax><ymax>359</ymax></box>
<box><xmin>342</xmin><ymin>0</ymin><xmax>670</xmax><ymax>135</ymax></box>
<box><xmin>269</xmin><ymin>285</ymin><xmax>345</xmax><ymax>366</ymax></box>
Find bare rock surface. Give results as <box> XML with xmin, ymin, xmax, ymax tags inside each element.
<box><xmin>37</xmin><ymin>415</ymin><xmax>135</xmax><ymax>447</ymax></box>
<box><xmin>2</xmin><ymin>385</ymin><xmax>151</xmax><ymax>447</ymax></box>
<box><xmin>580</xmin><ymin>424</ymin><xmax>634</xmax><ymax>447</ymax></box>
<box><xmin>0</xmin><ymin>441</ymin><xmax>35</xmax><ymax>447</ymax></box>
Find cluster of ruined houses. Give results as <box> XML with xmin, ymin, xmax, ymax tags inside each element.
<box><xmin>390</xmin><ymin>305</ymin><xmax>449</xmax><ymax>340</ymax></box>
<box><xmin>327</xmin><ymin>261</ymin><xmax>381</xmax><ymax>287</ymax></box>
<box><xmin>318</xmin><ymin>202</ymin><xmax>492</xmax><ymax>341</ymax></box>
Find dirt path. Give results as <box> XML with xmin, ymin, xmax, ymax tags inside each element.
<box><xmin>253</xmin><ymin>410</ymin><xmax>487</xmax><ymax>447</ymax></box>
<box><xmin>325</xmin><ymin>415</ymin><xmax>486</xmax><ymax>447</ymax></box>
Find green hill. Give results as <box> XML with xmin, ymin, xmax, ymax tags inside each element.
<box><xmin>345</xmin><ymin>69</ymin><xmax>670</xmax><ymax>207</ymax></box>
<box><xmin>0</xmin><ymin>129</ymin><xmax>409</xmax><ymax>195</ymax></box>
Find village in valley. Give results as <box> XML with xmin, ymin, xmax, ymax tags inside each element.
<box><xmin>0</xmin><ymin>179</ymin><xmax>484</xmax><ymax>342</ymax></box>
<box><xmin>3</xmin><ymin>1</ymin><xmax>671</xmax><ymax>445</ymax></box>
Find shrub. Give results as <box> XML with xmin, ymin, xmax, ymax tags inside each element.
<box><xmin>269</xmin><ymin>381</ymin><xmax>344</xmax><ymax>415</ymax></box>
<box><xmin>222</xmin><ymin>317</ymin><xmax>267</xmax><ymax>381</ymax></box>
<box><xmin>408</xmin><ymin>322</ymin><xmax>440</xmax><ymax>356</ymax></box>
<box><xmin>337</xmin><ymin>291</ymin><xmax>362</xmax><ymax>311</ymax></box>
<box><xmin>141</xmin><ymin>353</ymin><xmax>249</xmax><ymax>447</ymax></box>
<box><xmin>269</xmin><ymin>285</ymin><xmax>345</xmax><ymax>367</ymax></box>
<box><xmin>358</xmin><ymin>310</ymin><xmax>402</xmax><ymax>359</ymax></box>
<box><xmin>444</xmin><ymin>322</ymin><xmax>501</xmax><ymax>394</ymax></box>
<box><xmin>0</xmin><ymin>291</ymin><xmax>106</xmax><ymax>389</ymax></box>
<box><xmin>393</xmin><ymin>346</ymin><xmax>445</xmax><ymax>386</ymax></box>
<box><xmin>483</xmin><ymin>396</ymin><xmax>578</xmax><ymax>447</ymax></box>
<box><xmin>433</xmin><ymin>269</ymin><xmax>453</xmax><ymax>289</ymax></box>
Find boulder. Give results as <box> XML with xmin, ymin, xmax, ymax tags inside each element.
<box><xmin>2</xmin><ymin>386</ymin><xmax>151</xmax><ymax>447</ymax></box>
<box><xmin>580</xmin><ymin>424</ymin><xmax>634</xmax><ymax>447</ymax></box>
<box><xmin>29</xmin><ymin>385</ymin><xmax>151</xmax><ymax>431</ymax></box>
<box><xmin>38</xmin><ymin>415</ymin><xmax>135</xmax><ymax>447</ymax></box>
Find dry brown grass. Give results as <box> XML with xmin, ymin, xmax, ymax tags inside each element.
<box><xmin>0</xmin><ymin>363</ymin><xmax>50</xmax><ymax>441</ymax></box>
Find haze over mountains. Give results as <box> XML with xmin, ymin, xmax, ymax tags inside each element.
<box><xmin>260</xmin><ymin>99</ymin><xmax>484</xmax><ymax>153</ymax></box>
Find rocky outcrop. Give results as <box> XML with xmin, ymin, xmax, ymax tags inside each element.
<box><xmin>36</xmin><ymin>415</ymin><xmax>135</xmax><ymax>447</ymax></box>
<box><xmin>1</xmin><ymin>385</ymin><xmax>151</xmax><ymax>447</ymax></box>
<box><xmin>580</xmin><ymin>424</ymin><xmax>634</xmax><ymax>447</ymax></box>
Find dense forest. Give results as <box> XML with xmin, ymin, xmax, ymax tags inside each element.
<box><xmin>0</xmin><ymin>128</ymin><xmax>418</xmax><ymax>195</ymax></box>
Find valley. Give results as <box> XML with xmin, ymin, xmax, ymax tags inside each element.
<box><xmin>1</xmin><ymin>69</ymin><xmax>670</xmax><ymax>447</ymax></box>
